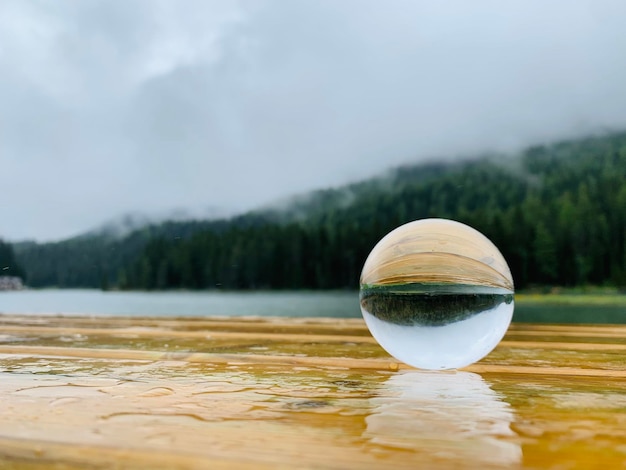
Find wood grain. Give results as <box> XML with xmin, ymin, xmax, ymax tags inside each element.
<box><xmin>0</xmin><ymin>313</ymin><xmax>625</xmax><ymax>469</ymax></box>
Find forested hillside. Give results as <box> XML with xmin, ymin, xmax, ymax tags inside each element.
<box><xmin>14</xmin><ymin>132</ymin><xmax>626</xmax><ymax>290</ymax></box>
<box><xmin>0</xmin><ymin>240</ymin><xmax>25</xmax><ymax>279</ymax></box>
<box><xmin>12</xmin><ymin>220</ymin><xmax>226</xmax><ymax>288</ymax></box>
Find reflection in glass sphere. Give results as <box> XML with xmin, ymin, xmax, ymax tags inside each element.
<box><xmin>359</xmin><ymin>218</ymin><xmax>514</xmax><ymax>370</ymax></box>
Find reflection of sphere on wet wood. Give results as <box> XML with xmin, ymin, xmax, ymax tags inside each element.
<box><xmin>359</xmin><ymin>218</ymin><xmax>514</xmax><ymax>370</ymax></box>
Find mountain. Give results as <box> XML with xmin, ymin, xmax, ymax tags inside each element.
<box><xmin>12</xmin><ymin>131</ymin><xmax>626</xmax><ymax>290</ymax></box>
<box><xmin>82</xmin><ymin>212</ymin><xmax>154</xmax><ymax>241</ymax></box>
<box><xmin>83</xmin><ymin>207</ymin><xmax>232</xmax><ymax>241</ymax></box>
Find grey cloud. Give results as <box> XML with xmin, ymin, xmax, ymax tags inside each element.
<box><xmin>2</xmin><ymin>0</ymin><xmax>626</xmax><ymax>240</ymax></box>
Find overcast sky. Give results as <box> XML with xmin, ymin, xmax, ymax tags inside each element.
<box><xmin>2</xmin><ymin>0</ymin><xmax>626</xmax><ymax>241</ymax></box>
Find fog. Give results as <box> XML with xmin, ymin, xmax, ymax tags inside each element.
<box><xmin>2</xmin><ymin>0</ymin><xmax>626</xmax><ymax>241</ymax></box>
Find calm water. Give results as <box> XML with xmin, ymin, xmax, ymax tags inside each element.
<box><xmin>0</xmin><ymin>289</ymin><xmax>624</xmax><ymax>323</ymax></box>
<box><xmin>0</xmin><ymin>289</ymin><xmax>361</xmax><ymax>318</ymax></box>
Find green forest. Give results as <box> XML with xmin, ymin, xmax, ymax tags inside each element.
<box><xmin>0</xmin><ymin>240</ymin><xmax>25</xmax><ymax>279</ymax></box>
<box><xmin>10</xmin><ymin>132</ymin><xmax>626</xmax><ymax>291</ymax></box>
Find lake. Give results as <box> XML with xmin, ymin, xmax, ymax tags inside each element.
<box><xmin>0</xmin><ymin>289</ymin><xmax>624</xmax><ymax>323</ymax></box>
<box><xmin>0</xmin><ymin>289</ymin><xmax>360</xmax><ymax>318</ymax></box>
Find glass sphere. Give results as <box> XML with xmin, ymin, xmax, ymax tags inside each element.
<box><xmin>360</xmin><ymin>218</ymin><xmax>514</xmax><ymax>370</ymax></box>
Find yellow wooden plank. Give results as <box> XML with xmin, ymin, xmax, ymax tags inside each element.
<box><xmin>499</xmin><ymin>340</ymin><xmax>626</xmax><ymax>351</ymax></box>
<box><xmin>0</xmin><ymin>315</ymin><xmax>625</xmax><ymax>469</ymax></box>
<box><xmin>0</xmin><ymin>325</ymin><xmax>377</xmax><ymax>344</ymax></box>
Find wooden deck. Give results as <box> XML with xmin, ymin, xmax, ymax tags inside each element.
<box><xmin>0</xmin><ymin>314</ymin><xmax>625</xmax><ymax>469</ymax></box>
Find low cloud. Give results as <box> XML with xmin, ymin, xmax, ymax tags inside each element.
<box><xmin>3</xmin><ymin>0</ymin><xmax>626</xmax><ymax>240</ymax></box>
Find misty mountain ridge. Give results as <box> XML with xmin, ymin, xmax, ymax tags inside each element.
<box><xmin>248</xmin><ymin>156</ymin><xmax>508</xmax><ymax>225</ymax></box>
<box><xmin>10</xmin><ymin>156</ymin><xmax>483</xmax><ymax>288</ymax></box>
<box><xmin>11</xmin><ymin>130</ymin><xmax>626</xmax><ymax>289</ymax></box>
<box><xmin>83</xmin><ymin>206</ymin><xmax>231</xmax><ymax>241</ymax></box>
<box><xmin>4</xmin><ymin>147</ymin><xmax>545</xmax><ymax>245</ymax></box>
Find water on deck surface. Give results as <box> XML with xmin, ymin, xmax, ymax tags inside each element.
<box><xmin>0</xmin><ymin>314</ymin><xmax>625</xmax><ymax>469</ymax></box>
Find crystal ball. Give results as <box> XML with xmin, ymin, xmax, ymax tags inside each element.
<box><xmin>359</xmin><ymin>218</ymin><xmax>514</xmax><ymax>370</ymax></box>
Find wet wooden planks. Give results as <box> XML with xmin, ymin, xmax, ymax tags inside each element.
<box><xmin>0</xmin><ymin>314</ymin><xmax>625</xmax><ymax>469</ymax></box>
